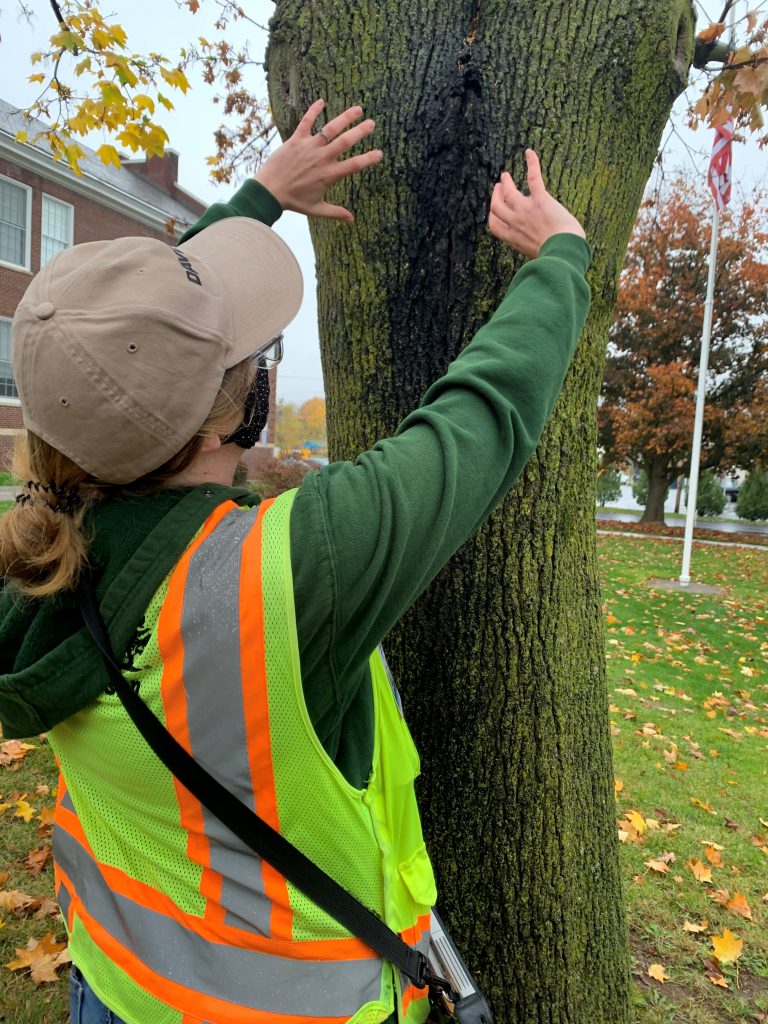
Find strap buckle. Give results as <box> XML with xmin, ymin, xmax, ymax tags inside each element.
<box><xmin>415</xmin><ymin>952</ymin><xmax>458</xmax><ymax>1001</ymax></box>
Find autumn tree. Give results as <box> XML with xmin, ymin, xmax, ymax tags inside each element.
<box><xmin>275</xmin><ymin>397</ymin><xmax>327</xmax><ymax>451</ymax></box>
<box><xmin>600</xmin><ymin>179</ymin><xmax>768</xmax><ymax>523</ymax></box>
<box><xmin>299</xmin><ymin>396</ymin><xmax>327</xmax><ymax>440</ymax></box>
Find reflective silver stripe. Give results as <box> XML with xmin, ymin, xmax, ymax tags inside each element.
<box><xmin>55</xmin><ymin>826</ymin><xmax>384</xmax><ymax>1015</ymax></box>
<box><xmin>56</xmin><ymin>869</ymin><xmax>72</xmax><ymax>925</ymax></box>
<box><xmin>180</xmin><ymin>508</ymin><xmax>271</xmax><ymax>935</ymax></box>
<box><xmin>61</xmin><ymin>788</ymin><xmax>76</xmax><ymax>813</ymax></box>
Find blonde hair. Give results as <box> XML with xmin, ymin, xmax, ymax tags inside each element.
<box><xmin>0</xmin><ymin>360</ymin><xmax>252</xmax><ymax>598</ymax></box>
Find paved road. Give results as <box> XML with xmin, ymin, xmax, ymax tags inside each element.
<box><xmin>597</xmin><ymin>508</ymin><xmax>768</xmax><ymax>537</ymax></box>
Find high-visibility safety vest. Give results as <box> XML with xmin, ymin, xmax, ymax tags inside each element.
<box><xmin>49</xmin><ymin>490</ymin><xmax>437</xmax><ymax>1024</ymax></box>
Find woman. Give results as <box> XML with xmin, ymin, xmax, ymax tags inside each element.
<box><xmin>0</xmin><ymin>101</ymin><xmax>589</xmax><ymax>1024</ymax></box>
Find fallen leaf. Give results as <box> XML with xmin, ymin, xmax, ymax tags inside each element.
<box><xmin>711</xmin><ymin>928</ymin><xmax>744</xmax><ymax>963</ymax></box>
<box><xmin>32</xmin><ymin>898</ymin><xmax>59</xmax><ymax>919</ymax></box>
<box><xmin>614</xmin><ymin>778</ymin><xmax>624</xmax><ymax>796</ymax></box>
<box><xmin>5</xmin><ymin>931</ymin><xmax>70</xmax><ymax>985</ymax></box>
<box><xmin>710</xmin><ymin>888</ymin><xmax>731</xmax><ymax>906</ymax></box>
<box><xmin>0</xmin><ymin>741</ymin><xmax>36</xmax><ymax>767</ymax></box>
<box><xmin>704</xmin><ymin>845</ymin><xmax>723</xmax><ymax>867</ymax></box>
<box><xmin>13</xmin><ymin>799</ymin><xmax>36</xmax><ymax>823</ymax></box>
<box><xmin>683</xmin><ymin>919</ymin><xmax>709</xmax><ymax>933</ymax></box>
<box><xmin>691</xmin><ymin>797</ymin><xmax>717</xmax><ymax>815</ymax></box>
<box><xmin>648</xmin><ymin>963</ymin><xmax>668</xmax><ymax>983</ymax></box>
<box><xmin>724</xmin><ymin>818</ymin><xmax>740</xmax><ymax>831</ymax></box>
<box><xmin>0</xmin><ymin>890</ymin><xmax>37</xmax><ymax>916</ymax></box>
<box><xmin>25</xmin><ymin>844</ymin><xmax>51</xmax><ymax>877</ymax></box>
<box><xmin>726</xmin><ymin>893</ymin><xmax>753</xmax><ymax>921</ymax></box>
<box><xmin>37</xmin><ymin>805</ymin><xmax>55</xmax><ymax>830</ymax></box>
<box><xmin>646</xmin><ymin>859</ymin><xmax>671</xmax><ymax>875</ymax></box>
<box><xmin>701</xmin><ymin>840</ymin><xmax>724</xmax><ymax>851</ymax></box>
<box><xmin>687</xmin><ymin>859</ymin><xmax>713</xmax><ymax>884</ymax></box>
<box><xmin>707</xmin><ymin>972</ymin><xmax>729</xmax><ymax>989</ymax></box>
<box><xmin>626</xmin><ymin>810</ymin><xmax>646</xmax><ymax>835</ymax></box>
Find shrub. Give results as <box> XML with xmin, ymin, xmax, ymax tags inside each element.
<box><xmin>692</xmin><ymin>470</ymin><xmax>726</xmax><ymax>517</ymax></box>
<box><xmin>736</xmin><ymin>470</ymin><xmax>768</xmax><ymax>521</ymax></box>
<box><xmin>596</xmin><ymin>465</ymin><xmax>623</xmax><ymax>506</ymax></box>
<box><xmin>249</xmin><ymin>459</ymin><xmax>317</xmax><ymax>499</ymax></box>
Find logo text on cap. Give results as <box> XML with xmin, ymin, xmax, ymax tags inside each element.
<box><xmin>172</xmin><ymin>248</ymin><xmax>202</xmax><ymax>286</ymax></box>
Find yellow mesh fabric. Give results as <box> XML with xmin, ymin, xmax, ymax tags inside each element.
<box><xmin>71</xmin><ymin>916</ymin><xmax>184</xmax><ymax>1024</ymax></box>
<box><xmin>49</xmin><ymin>577</ymin><xmax>206</xmax><ymax>915</ymax></box>
<box><xmin>260</xmin><ymin>492</ymin><xmax>386</xmax><ymax>941</ymax></box>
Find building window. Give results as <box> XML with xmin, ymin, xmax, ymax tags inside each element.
<box><xmin>41</xmin><ymin>195</ymin><xmax>74</xmax><ymax>266</ymax></box>
<box><xmin>0</xmin><ymin>318</ymin><xmax>18</xmax><ymax>400</ymax></box>
<box><xmin>0</xmin><ymin>175</ymin><xmax>31</xmax><ymax>271</ymax></box>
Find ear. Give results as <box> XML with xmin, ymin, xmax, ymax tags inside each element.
<box><xmin>199</xmin><ymin>434</ymin><xmax>223</xmax><ymax>454</ymax></box>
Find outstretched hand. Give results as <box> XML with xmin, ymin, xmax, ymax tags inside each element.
<box><xmin>255</xmin><ymin>99</ymin><xmax>383</xmax><ymax>223</ymax></box>
<box><xmin>488</xmin><ymin>151</ymin><xmax>586</xmax><ymax>258</ymax></box>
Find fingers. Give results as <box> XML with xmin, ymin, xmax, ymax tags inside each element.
<box><xmin>329</xmin><ymin>148</ymin><xmax>383</xmax><ymax>182</ymax></box>
<box><xmin>320</xmin><ymin>103</ymin><xmax>364</xmax><ymax>143</ymax></box>
<box><xmin>328</xmin><ymin>117</ymin><xmax>376</xmax><ymax>157</ymax></box>
<box><xmin>525</xmin><ymin>150</ymin><xmax>546</xmax><ymax>197</ymax></box>
<box><xmin>296</xmin><ymin>98</ymin><xmax>326</xmax><ymax>137</ymax></box>
<box><xmin>313</xmin><ymin>202</ymin><xmax>355</xmax><ymax>223</ymax></box>
<box><xmin>499</xmin><ymin>170</ymin><xmax>523</xmax><ymax>209</ymax></box>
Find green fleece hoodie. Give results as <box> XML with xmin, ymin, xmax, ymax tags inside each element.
<box><xmin>0</xmin><ymin>180</ymin><xmax>591</xmax><ymax>788</ymax></box>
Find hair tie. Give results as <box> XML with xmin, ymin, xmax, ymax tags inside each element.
<box><xmin>15</xmin><ymin>480</ymin><xmax>83</xmax><ymax>515</ymax></box>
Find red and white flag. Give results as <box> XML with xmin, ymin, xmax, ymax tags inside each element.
<box><xmin>708</xmin><ymin>119</ymin><xmax>733</xmax><ymax>209</ymax></box>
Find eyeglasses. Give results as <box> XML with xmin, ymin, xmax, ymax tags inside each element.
<box><xmin>252</xmin><ymin>333</ymin><xmax>284</xmax><ymax>369</ymax></box>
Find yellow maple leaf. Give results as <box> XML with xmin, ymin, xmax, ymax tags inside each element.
<box><xmin>711</xmin><ymin>928</ymin><xmax>743</xmax><ymax>963</ymax></box>
<box><xmin>625</xmin><ymin>810</ymin><xmax>646</xmax><ymax>835</ymax></box>
<box><xmin>648</xmin><ymin>963</ymin><xmax>668</xmax><ymax>983</ymax></box>
<box><xmin>13</xmin><ymin>800</ymin><xmax>36</xmax><ymax>824</ymax></box>
<box><xmin>96</xmin><ymin>144</ymin><xmax>121</xmax><ymax>169</ymax></box>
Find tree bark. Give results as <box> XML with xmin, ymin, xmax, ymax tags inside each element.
<box><xmin>641</xmin><ymin>458</ymin><xmax>670</xmax><ymax>524</ymax></box>
<box><xmin>267</xmin><ymin>4</ymin><xmax>695</xmax><ymax>1021</ymax></box>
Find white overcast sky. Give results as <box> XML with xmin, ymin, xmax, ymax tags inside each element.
<box><xmin>0</xmin><ymin>0</ymin><xmax>765</xmax><ymax>404</ymax></box>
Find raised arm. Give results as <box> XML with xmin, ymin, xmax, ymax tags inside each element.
<box><xmin>291</xmin><ymin>153</ymin><xmax>590</xmax><ymax>699</ymax></box>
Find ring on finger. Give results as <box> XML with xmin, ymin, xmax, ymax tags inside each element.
<box><xmin>316</xmin><ymin>127</ymin><xmax>332</xmax><ymax>145</ymax></box>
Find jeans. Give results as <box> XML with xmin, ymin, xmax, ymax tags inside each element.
<box><xmin>69</xmin><ymin>965</ymin><xmax>127</xmax><ymax>1024</ymax></box>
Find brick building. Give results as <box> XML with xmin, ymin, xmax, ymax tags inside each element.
<box><xmin>0</xmin><ymin>97</ymin><xmax>277</xmax><ymax>479</ymax></box>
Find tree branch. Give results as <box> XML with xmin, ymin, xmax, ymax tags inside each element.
<box><xmin>48</xmin><ymin>0</ymin><xmax>68</xmax><ymax>28</ymax></box>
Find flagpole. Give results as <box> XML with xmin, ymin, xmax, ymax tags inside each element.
<box><xmin>679</xmin><ymin>5</ymin><xmax>735</xmax><ymax>586</ymax></box>
<box><xmin>679</xmin><ymin>204</ymin><xmax>720</xmax><ymax>585</ymax></box>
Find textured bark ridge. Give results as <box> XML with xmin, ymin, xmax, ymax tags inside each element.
<box><xmin>268</xmin><ymin>4</ymin><xmax>695</xmax><ymax>1022</ymax></box>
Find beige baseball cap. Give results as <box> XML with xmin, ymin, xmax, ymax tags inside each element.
<box><xmin>11</xmin><ymin>217</ymin><xmax>303</xmax><ymax>484</ymax></box>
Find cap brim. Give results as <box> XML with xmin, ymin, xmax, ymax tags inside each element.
<box><xmin>183</xmin><ymin>217</ymin><xmax>303</xmax><ymax>367</ymax></box>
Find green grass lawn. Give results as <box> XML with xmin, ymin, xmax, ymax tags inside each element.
<box><xmin>602</xmin><ymin>534</ymin><xmax>768</xmax><ymax>1023</ymax></box>
<box><xmin>0</xmin><ymin>531</ymin><xmax>766</xmax><ymax>1022</ymax></box>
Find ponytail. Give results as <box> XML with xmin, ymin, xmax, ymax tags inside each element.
<box><xmin>0</xmin><ymin>359</ymin><xmax>252</xmax><ymax>598</ymax></box>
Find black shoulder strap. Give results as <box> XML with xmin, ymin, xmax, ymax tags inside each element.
<box><xmin>78</xmin><ymin>588</ymin><xmax>445</xmax><ymax>994</ymax></box>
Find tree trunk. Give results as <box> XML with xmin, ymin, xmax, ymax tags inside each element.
<box><xmin>641</xmin><ymin>458</ymin><xmax>670</xmax><ymax>524</ymax></box>
<box><xmin>267</xmin><ymin>4</ymin><xmax>694</xmax><ymax>1022</ymax></box>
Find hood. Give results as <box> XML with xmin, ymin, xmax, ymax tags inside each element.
<box><xmin>0</xmin><ymin>484</ymin><xmax>255</xmax><ymax>738</ymax></box>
